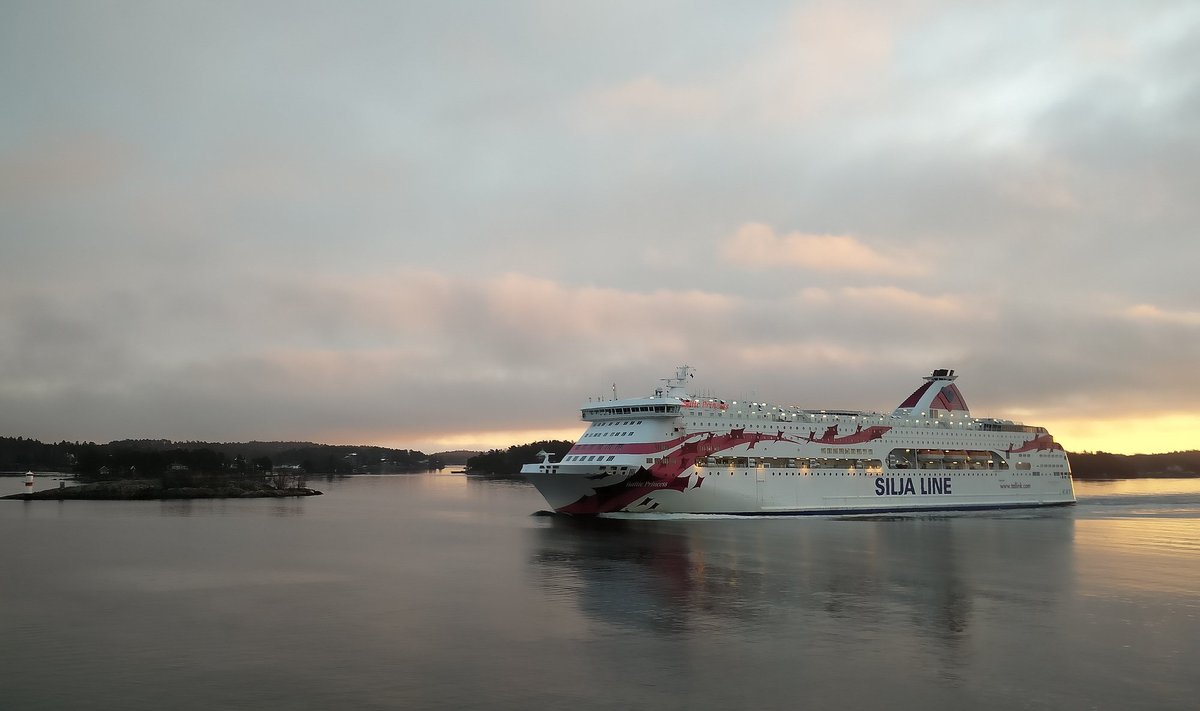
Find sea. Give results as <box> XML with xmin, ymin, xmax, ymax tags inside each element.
<box><xmin>1</xmin><ymin>474</ymin><xmax>1197</xmax><ymax>710</ymax></box>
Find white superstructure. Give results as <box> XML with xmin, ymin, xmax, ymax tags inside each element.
<box><xmin>522</xmin><ymin>367</ymin><xmax>1076</xmax><ymax>515</ymax></box>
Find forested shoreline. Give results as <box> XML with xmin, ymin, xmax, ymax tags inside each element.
<box><xmin>0</xmin><ymin>436</ymin><xmax>443</xmax><ymax>478</ymax></box>
<box><xmin>5</xmin><ymin>435</ymin><xmax>1197</xmax><ymax>481</ymax></box>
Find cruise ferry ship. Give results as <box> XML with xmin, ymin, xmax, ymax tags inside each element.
<box><xmin>522</xmin><ymin>367</ymin><xmax>1076</xmax><ymax>515</ymax></box>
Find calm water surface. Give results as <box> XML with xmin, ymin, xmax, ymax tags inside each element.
<box><xmin>1</xmin><ymin>475</ymin><xmax>1198</xmax><ymax>710</ymax></box>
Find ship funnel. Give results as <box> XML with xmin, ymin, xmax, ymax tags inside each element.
<box><xmin>893</xmin><ymin>370</ymin><xmax>971</xmax><ymax>418</ymax></box>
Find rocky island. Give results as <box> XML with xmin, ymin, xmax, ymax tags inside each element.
<box><xmin>4</xmin><ymin>479</ymin><xmax>322</xmax><ymax>500</ymax></box>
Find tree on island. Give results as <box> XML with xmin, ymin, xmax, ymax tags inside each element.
<box><xmin>0</xmin><ymin>437</ymin><xmax>442</xmax><ymax>482</ymax></box>
<box><xmin>466</xmin><ymin>440</ymin><xmax>574</xmax><ymax>478</ymax></box>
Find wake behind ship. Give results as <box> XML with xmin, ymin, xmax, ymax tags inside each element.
<box><xmin>522</xmin><ymin>367</ymin><xmax>1076</xmax><ymax>515</ymax></box>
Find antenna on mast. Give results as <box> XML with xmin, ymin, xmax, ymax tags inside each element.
<box><xmin>662</xmin><ymin>365</ymin><xmax>694</xmax><ymax>398</ymax></box>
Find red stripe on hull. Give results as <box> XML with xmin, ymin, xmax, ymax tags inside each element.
<box><xmin>557</xmin><ymin>425</ymin><xmax>892</xmax><ymax>514</ymax></box>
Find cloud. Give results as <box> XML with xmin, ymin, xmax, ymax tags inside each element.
<box><xmin>841</xmin><ymin>286</ymin><xmax>967</xmax><ymax>317</ymax></box>
<box><xmin>576</xmin><ymin>76</ymin><xmax>718</xmax><ymax>131</ymax></box>
<box><xmin>728</xmin><ymin>341</ymin><xmax>877</xmax><ymax>370</ymax></box>
<box><xmin>0</xmin><ymin>132</ymin><xmax>135</xmax><ymax>200</ymax></box>
<box><xmin>1118</xmin><ymin>304</ymin><xmax>1200</xmax><ymax>327</ymax></box>
<box><xmin>721</xmin><ymin>222</ymin><xmax>926</xmax><ymax>276</ymax></box>
<box><xmin>572</xmin><ymin>2</ymin><xmax>913</xmax><ymax>131</ymax></box>
<box><xmin>790</xmin><ymin>286</ymin><xmax>970</xmax><ymax>322</ymax></box>
<box><xmin>0</xmin><ymin>270</ymin><xmax>748</xmax><ymax>448</ymax></box>
<box><xmin>2</xmin><ymin>262</ymin><xmax>1198</xmax><ymax>454</ymax></box>
<box><xmin>3</xmin><ymin>2</ymin><xmax>1200</xmax><ymax>455</ymax></box>
<box><xmin>734</xmin><ymin>1</ymin><xmax>906</xmax><ymax>123</ymax></box>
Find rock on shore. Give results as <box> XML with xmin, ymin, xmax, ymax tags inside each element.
<box><xmin>3</xmin><ymin>480</ymin><xmax>323</xmax><ymax>500</ymax></box>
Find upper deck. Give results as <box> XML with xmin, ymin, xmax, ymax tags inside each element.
<box><xmin>581</xmin><ymin>366</ymin><xmax>1048</xmax><ymax>436</ymax></box>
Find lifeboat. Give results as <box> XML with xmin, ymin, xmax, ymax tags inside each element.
<box><xmin>968</xmin><ymin>451</ymin><xmax>993</xmax><ymax>469</ymax></box>
<box><xmin>916</xmin><ymin>450</ymin><xmax>943</xmax><ymax>469</ymax></box>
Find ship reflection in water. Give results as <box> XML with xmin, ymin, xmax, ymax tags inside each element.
<box><xmin>527</xmin><ymin>491</ymin><xmax>1198</xmax><ymax>708</ymax></box>
<box><xmin>529</xmin><ymin>511</ymin><xmax>1073</xmax><ymax>643</ymax></box>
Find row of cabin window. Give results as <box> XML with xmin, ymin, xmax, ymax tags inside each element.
<box><xmin>561</xmin><ymin>456</ymin><xmax>1036</xmax><ymax>471</ymax></box>
<box><xmin>701</xmin><ymin>457</ymin><xmax>885</xmax><ymax>469</ymax></box>
<box><xmin>586</xmin><ymin>406</ymin><xmax>677</xmax><ymax>416</ymax></box>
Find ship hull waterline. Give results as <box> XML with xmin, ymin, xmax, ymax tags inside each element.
<box><xmin>524</xmin><ymin>468</ymin><xmax>1076</xmax><ymax>516</ymax></box>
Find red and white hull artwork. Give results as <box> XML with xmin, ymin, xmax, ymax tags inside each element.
<box><xmin>522</xmin><ymin>367</ymin><xmax>1076</xmax><ymax>515</ymax></box>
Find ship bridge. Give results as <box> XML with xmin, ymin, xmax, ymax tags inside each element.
<box><xmin>580</xmin><ymin>365</ymin><xmax>699</xmax><ymax>421</ymax></box>
<box><xmin>581</xmin><ymin>399</ymin><xmax>681</xmax><ymax>421</ymax></box>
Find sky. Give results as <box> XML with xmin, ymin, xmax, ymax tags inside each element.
<box><xmin>2</xmin><ymin>1</ymin><xmax>1198</xmax><ymax>455</ymax></box>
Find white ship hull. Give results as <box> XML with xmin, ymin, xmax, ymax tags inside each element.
<box><xmin>525</xmin><ymin>457</ymin><xmax>1075</xmax><ymax>516</ymax></box>
<box><xmin>523</xmin><ymin>367</ymin><xmax>1076</xmax><ymax>515</ymax></box>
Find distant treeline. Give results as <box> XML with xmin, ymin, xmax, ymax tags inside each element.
<box><xmin>1068</xmin><ymin>450</ymin><xmax>1200</xmax><ymax>478</ymax></box>
<box><xmin>0</xmin><ymin>436</ymin><xmax>441</xmax><ymax>478</ymax></box>
<box><xmin>466</xmin><ymin>440</ymin><xmax>575</xmax><ymax>478</ymax></box>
